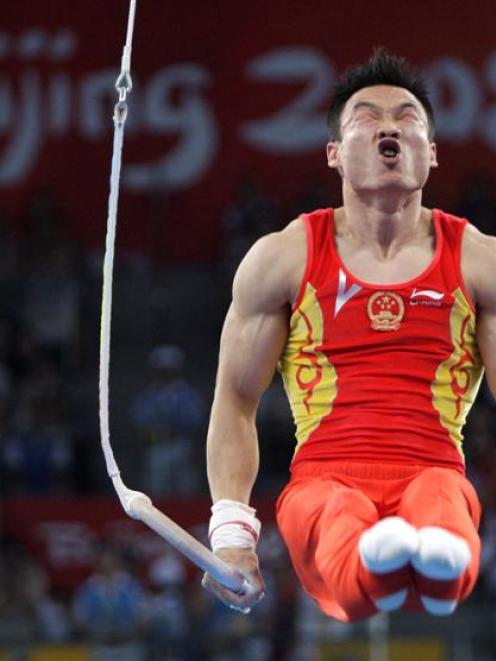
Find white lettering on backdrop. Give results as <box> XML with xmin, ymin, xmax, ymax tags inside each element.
<box><xmin>0</xmin><ymin>31</ymin><xmax>495</xmax><ymax>190</ymax></box>
<box><xmin>240</xmin><ymin>47</ymin><xmax>333</xmax><ymax>152</ymax></box>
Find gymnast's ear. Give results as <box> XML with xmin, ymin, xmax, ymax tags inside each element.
<box><xmin>429</xmin><ymin>141</ymin><xmax>438</xmax><ymax>168</ymax></box>
<box><xmin>327</xmin><ymin>141</ymin><xmax>343</xmax><ymax>176</ymax></box>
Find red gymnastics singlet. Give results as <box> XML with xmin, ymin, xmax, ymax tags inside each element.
<box><xmin>278</xmin><ymin>209</ymin><xmax>484</xmax><ymax>473</ymax></box>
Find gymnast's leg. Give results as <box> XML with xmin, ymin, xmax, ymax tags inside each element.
<box><xmin>397</xmin><ymin>467</ymin><xmax>481</xmax><ymax>615</ymax></box>
<box><xmin>277</xmin><ymin>477</ymin><xmax>414</xmax><ymax>621</ymax></box>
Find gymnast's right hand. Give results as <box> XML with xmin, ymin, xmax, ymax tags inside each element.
<box><xmin>201</xmin><ymin>547</ymin><xmax>265</xmax><ymax>613</ymax></box>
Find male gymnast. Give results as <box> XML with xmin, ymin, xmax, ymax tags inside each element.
<box><xmin>202</xmin><ymin>49</ymin><xmax>496</xmax><ymax>621</ymax></box>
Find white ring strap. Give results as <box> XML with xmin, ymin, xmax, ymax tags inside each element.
<box><xmin>98</xmin><ymin>0</ymin><xmax>248</xmax><ymax>597</ymax></box>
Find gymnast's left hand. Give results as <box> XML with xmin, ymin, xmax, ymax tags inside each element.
<box><xmin>201</xmin><ymin>547</ymin><xmax>265</xmax><ymax>613</ymax></box>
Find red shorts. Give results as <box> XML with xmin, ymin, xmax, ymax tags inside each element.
<box><xmin>276</xmin><ymin>461</ymin><xmax>481</xmax><ymax>622</ymax></box>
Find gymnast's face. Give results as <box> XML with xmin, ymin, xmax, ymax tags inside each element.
<box><xmin>326</xmin><ymin>85</ymin><xmax>438</xmax><ymax>195</ymax></box>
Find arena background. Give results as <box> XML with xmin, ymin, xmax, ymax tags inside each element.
<box><xmin>0</xmin><ymin>1</ymin><xmax>495</xmax><ymax>659</ymax></box>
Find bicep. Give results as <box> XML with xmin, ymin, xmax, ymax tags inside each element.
<box><xmin>215</xmin><ymin>302</ymin><xmax>289</xmax><ymax>412</ymax></box>
<box><xmin>212</xmin><ymin>229</ymin><xmax>296</xmax><ymax>411</ymax></box>
<box><xmin>477</xmin><ymin>306</ymin><xmax>496</xmax><ymax>399</ymax></box>
<box><xmin>464</xmin><ymin>228</ymin><xmax>496</xmax><ymax>399</ymax></box>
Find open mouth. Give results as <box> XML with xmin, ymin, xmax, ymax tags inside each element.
<box><xmin>378</xmin><ymin>138</ymin><xmax>401</xmax><ymax>160</ymax></box>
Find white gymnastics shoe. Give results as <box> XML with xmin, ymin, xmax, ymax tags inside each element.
<box><xmin>359</xmin><ymin>516</ymin><xmax>419</xmax><ymax>574</ymax></box>
<box><xmin>420</xmin><ymin>595</ymin><xmax>458</xmax><ymax>616</ymax></box>
<box><xmin>374</xmin><ymin>589</ymin><xmax>408</xmax><ymax>612</ymax></box>
<box><xmin>411</xmin><ymin>527</ymin><xmax>471</xmax><ymax>580</ymax></box>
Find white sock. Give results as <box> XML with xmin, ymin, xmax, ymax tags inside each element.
<box><xmin>374</xmin><ymin>589</ymin><xmax>408</xmax><ymax>612</ymax></box>
<box><xmin>421</xmin><ymin>595</ymin><xmax>458</xmax><ymax>616</ymax></box>
<box><xmin>411</xmin><ymin>527</ymin><xmax>471</xmax><ymax>580</ymax></box>
<box><xmin>359</xmin><ymin>516</ymin><xmax>419</xmax><ymax>574</ymax></box>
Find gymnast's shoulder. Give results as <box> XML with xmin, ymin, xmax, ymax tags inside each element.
<box><xmin>461</xmin><ymin>223</ymin><xmax>496</xmax><ymax>309</ymax></box>
<box><xmin>232</xmin><ymin>217</ymin><xmax>306</xmax><ymax>311</ymax></box>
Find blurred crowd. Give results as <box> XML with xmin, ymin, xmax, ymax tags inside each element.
<box><xmin>0</xmin><ymin>175</ymin><xmax>495</xmax><ymax>658</ymax></box>
<box><xmin>0</xmin><ymin>531</ymin><xmax>311</xmax><ymax>661</ymax></box>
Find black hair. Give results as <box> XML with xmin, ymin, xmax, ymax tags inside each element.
<box><xmin>327</xmin><ymin>48</ymin><xmax>435</xmax><ymax>141</ymax></box>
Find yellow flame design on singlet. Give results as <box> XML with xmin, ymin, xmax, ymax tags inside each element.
<box><xmin>278</xmin><ymin>283</ymin><xmax>337</xmax><ymax>454</ymax></box>
<box><xmin>431</xmin><ymin>288</ymin><xmax>484</xmax><ymax>458</ymax></box>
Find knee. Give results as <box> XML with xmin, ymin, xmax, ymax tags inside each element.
<box><xmin>398</xmin><ymin>469</ymin><xmax>481</xmax><ymax>535</ymax></box>
<box><xmin>322</xmin><ymin>486</ymin><xmax>377</xmax><ymax>523</ymax></box>
<box><xmin>400</xmin><ymin>467</ymin><xmax>445</xmax><ymax>504</ymax></box>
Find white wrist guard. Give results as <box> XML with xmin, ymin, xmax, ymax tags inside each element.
<box><xmin>209</xmin><ymin>499</ymin><xmax>261</xmax><ymax>554</ymax></box>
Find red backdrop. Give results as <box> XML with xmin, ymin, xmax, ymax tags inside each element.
<box><xmin>1</xmin><ymin>1</ymin><xmax>496</xmax><ymax>259</ymax></box>
<box><xmin>2</xmin><ymin>496</ymin><xmax>278</xmax><ymax>588</ymax></box>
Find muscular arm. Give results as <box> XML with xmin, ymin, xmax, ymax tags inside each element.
<box><xmin>207</xmin><ymin>230</ymin><xmax>298</xmax><ymax>503</ymax></box>
<box><xmin>464</xmin><ymin>226</ymin><xmax>496</xmax><ymax>398</ymax></box>
<box><xmin>202</xmin><ymin>221</ymin><xmax>304</xmax><ymax>611</ymax></box>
